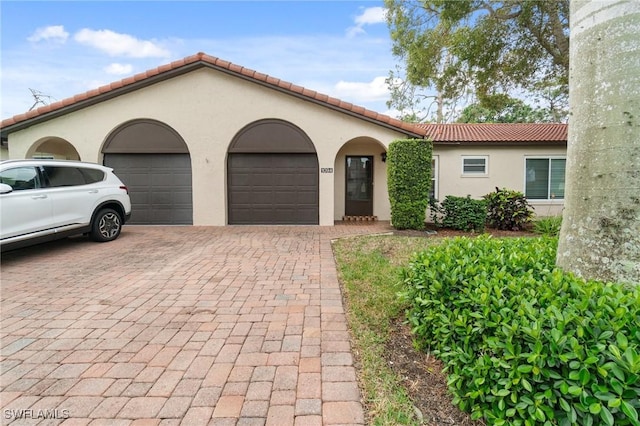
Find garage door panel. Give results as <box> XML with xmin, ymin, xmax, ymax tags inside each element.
<box><xmin>152</xmin><ymin>208</ymin><xmax>191</xmax><ymax>223</ymax></box>
<box><xmin>252</xmin><ymin>192</ymin><xmax>277</xmax><ymax>204</ymax></box>
<box><xmin>228</xmin><ymin>153</ymin><xmax>318</xmax><ymax>224</ymax></box>
<box><xmin>231</xmin><ymin>192</ymin><xmax>253</xmax><ymax>204</ymax></box>
<box><xmin>295</xmin><ymin>174</ymin><xmax>317</xmax><ymax>186</ymax></box>
<box><xmin>104</xmin><ymin>154</ymin><xmax>193</xmax><ymax>225</ymax></box>
<box><xmin>296</xmin><ymin>192</ymin><xmax>318</xmax><ymax>205</ymax></box>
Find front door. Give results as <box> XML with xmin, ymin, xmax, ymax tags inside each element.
<box><xmin>345</xmin><ymin>156</ymin><xmax>373</xmax><ymax>216</ymax></box>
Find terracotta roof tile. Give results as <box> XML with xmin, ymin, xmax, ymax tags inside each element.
<box><xmin>157</xmin><ymin>63</ymin><xmax>172</xmax><ymax>73</ymax></box>
<box><xmin>419</xmin><ymin>123</ymin><xmax>566</xmax><ymax>143</ymax></box>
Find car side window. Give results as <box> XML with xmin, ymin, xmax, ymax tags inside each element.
<box><xmin>79</xmin><ymin>168</ymin><xmax>105</xmax><ymax>184</ymax></box>
<box><xmin>0</xmin><ymin>167</ymin><xmax>41</xmax><ymax>191</ymax></box>
<box><xmin>43</xmin><ymin>166</ymin><xmax>87</xmax><ymax>187</ymax></box>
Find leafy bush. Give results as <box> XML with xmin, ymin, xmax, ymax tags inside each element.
<box><xmin>534</xmin><ymin>215</ymin><xmax>563</xmax><ymax>237</ymax></box>
<box><xmin>387</xmin><ymin>139</ymin><xmax>432</xmax><ymax>230</ymax></box>
<box><xmin>430</xmin><ymin>195</ymin><xmax>487</xmax><ymax>232</ymax></box>
<box><xmin>483</xmin><ymin>187</ymin><xmax>534</xmax><ymax>230</ymax></box>
<box><xmin>401</xmin><ymin>236</ymin><xmax>640</xmax><ymax>426</ymax></box>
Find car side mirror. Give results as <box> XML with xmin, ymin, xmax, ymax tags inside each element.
<box><xmin>0</xmin><ymin>183</ymin><xmax>14</xmax><ymax>194</ymax></box>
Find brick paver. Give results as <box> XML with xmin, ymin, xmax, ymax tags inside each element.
<box><xmin>0</xmin><ymin>223</ymin><xmax>392</xmax><ymax>424</ymax></box>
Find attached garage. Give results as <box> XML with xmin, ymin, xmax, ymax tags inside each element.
<box><xmin>1</xmin><ymin>53</ymin><xmax>427</xmax><ymax>226</ymax></box>
<box><xmin>227</xmin><ymin>119</ymin><xmax>319</xmax><ymax>225</ymax></box>
<box><xmin>102</xmin><ymin>120</ymin><xmax>193</xmax><ymax>225</ymax></box>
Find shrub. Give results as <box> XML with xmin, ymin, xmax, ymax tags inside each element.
<box><xmin>431</xmin><ymin>195</ymin><xmax>487</xmax><ymax>232</ymax></box>
<box><xmin>387</xmin><ymin>139</ymin><xmax>432</xmax><ymax>230</ymax></box>
<box><xmin>401</xmin><ymin>236</ymin><xmax>640</xmax><ymax>426</ymax></box>
<box><xmin>483</xmin><ymin>187</ymin><xmax>534</xmax><ymax>231</ymax></box>
<box><xmin>534</xmin><ymin>215</ymin><xmax>563</xmax><ymax>236</ymax></box>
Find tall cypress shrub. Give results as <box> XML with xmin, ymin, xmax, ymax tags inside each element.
<box><xmin>387</xmin><ymin>138</ymin><xmax>432</xmax><ymax>230</ymax></box>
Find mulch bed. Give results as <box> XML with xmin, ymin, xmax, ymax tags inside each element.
<box><xmin>383</xmin><ymin>317</ymin><xmax>483</xmax><ymax>425</ymax></box>
<box><xmin>391</xmin><ymin>223</ymin><xmax>534</xmax><ymax>239</ymax></box>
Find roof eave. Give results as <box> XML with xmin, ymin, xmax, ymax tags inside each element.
<box><xmin>432</xmin><ymin>140</ymin><xmax>567</xmax><ymax>146</ymax></box>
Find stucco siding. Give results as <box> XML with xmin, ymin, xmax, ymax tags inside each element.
<box><xmin>434</xmin><ymin>144</ymin><xmax>566</xmax><ymax>216</ymax></box>
<box><xmin>5</xmin><ymin>68</ymin><xmax>409</xmax><ymax>225</ymax></box>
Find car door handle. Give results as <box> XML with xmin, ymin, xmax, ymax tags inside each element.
<box><xmin>31</xmin><ymin>195</ymin><xmax>48</xmax><ymax>199</ymax></box>
<box><xmin>88</xmin><ymin>190</ymin><xmax>99</xmax><ymax>193</ymax></box>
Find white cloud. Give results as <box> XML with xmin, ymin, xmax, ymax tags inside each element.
<box><xmin>2</xmin><ymin>31</ymin><xmax>396</xmax><ymax>119</ymax></box>
<box><xmin>334</xmin><ymin>76</ymin><xmax>390</xmax><ymax>102</ymax></box>
<box><xmin>355</xmin><ymin>7</ymin><xmax>387</xmax><ymax>26</ymax></box>
<box><xmin>74</xmin><ymin>29</ymin><xmax>170</xmax><ymax>58</ymax></box>
<box><xmin>347</xmin><ymin>7</ymin><xmax>387</xmax><ymax>37</ymax></box>
<box><xmin>27</xmin><ymin>25</ymin><xmax>69</xmax><ymax>43</ymax></box>
<box><xmin>104</xmin><ymin>63</ymin><xmax>133</xmax><ymax>75</ymax></box>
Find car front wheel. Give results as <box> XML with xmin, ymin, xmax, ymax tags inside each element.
<box><xmin>91</xmin><ymin>208</ymin><xmax>122</xmax><ymax>242</ymax></box>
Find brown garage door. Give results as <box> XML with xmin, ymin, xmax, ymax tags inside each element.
<box><xmin>228</xmin><ymin>153</ymin><xmax>318</xmax><ymax>224</ymax></box>
<box><xmin>104</xmin><ymin>154</ymin><xmax>193</xmax><ymax>225</ymax></box>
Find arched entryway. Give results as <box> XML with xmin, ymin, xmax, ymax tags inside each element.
<box><xmin>26</xmin><ymin>137</ymin><xmax>80</xmax><ymax>160</ymax></box>
<box><xmin>334</xmin><ymin>137</ymin><xmax>389</xmax><ymax>221</ymax></box>
<box><xmin>227</xmin><ymin>119</ymin><xmax>319</xmax><ymax>224</ymax></box>
<box><xmin>102</xmin><ymin>119</ymin><xmax>192</xmax><ymax>224</ymax></box>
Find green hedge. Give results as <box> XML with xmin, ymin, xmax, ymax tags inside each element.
<box><xmin>387</xmin><ymin>139</ymin><xmax>432</xmax><ymax>230</ymax></box>
<box><xmin>401</xmin><ymin>236</ymin><xmax>640</xmax><ymax>425</ymax></box>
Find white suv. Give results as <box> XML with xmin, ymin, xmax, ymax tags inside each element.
<box><xmin>0</xmin><ymin>159</ymin><xmax>132</xmax><ymax>252</ymax></box>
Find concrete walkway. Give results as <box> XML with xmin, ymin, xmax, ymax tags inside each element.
<box><xmin>1</xmin><ymin>223</ymin><xmax>392</xmax><ymax>425</ymax></box>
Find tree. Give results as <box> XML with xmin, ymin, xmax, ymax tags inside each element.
<box><xmin>385</xmin><ymin>0</ymin><xmax>569</xmax><ymax>122</ymax></box>
<box><xmin>556</xmin><ymin>0</ymin><xmax>640</xmax><ymax>284</ymax></box>
<box><xmin>456</xmin><ymin>94</ymin><xmax>551</xmax><ymax>123</ymax></box>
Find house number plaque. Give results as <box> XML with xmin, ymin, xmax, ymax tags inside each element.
<box><xmin>321</xmin><ymin>168</ymin><xmax>334</xmax><ymax>173</ymax></box>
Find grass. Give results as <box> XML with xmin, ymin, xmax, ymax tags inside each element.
<box><xmin>532</xmin><ymin>215</ymin><xmax>563</xmax><ymax>236</ymax></box>
<box><xmin>331</xmin><ymin>235</ymin><xmax>439</xmax><ymax>425</ymax></box>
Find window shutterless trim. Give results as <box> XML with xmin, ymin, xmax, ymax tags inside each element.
<box><xmin>523</xmin><ymin>156</ymin><xmax>566</xmax><ymax>201</ymax></box>
<box><xmin>461</xmin><ymin>155</ymin><xmax>489</xmax><ymax>176</ymax></box>
<box><xmin>431</xmin><ymin>156</ymin><xmax>439</xmax><ymax>200</ymax></box>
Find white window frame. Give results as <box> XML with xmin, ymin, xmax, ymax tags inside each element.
<box><xmin>461</xmin><ymin>155</ymin><xmax>489</xmax><ymax>176</ymax></box>
<box><xmin>430</xmin><ymin>156</ymin><xmax>439</xmax><ymax>200</ymax></box>
<box><xmin>523</xmin><ymin>156</ymin><xmax>566</xmax><ymax>201</ymax></box>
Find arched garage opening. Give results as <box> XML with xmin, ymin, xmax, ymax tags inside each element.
<box><xmin>227</xmin><ymin>119</ymin><xmax>319</xmax><ymax>224</ymax></box>
<box><xmin>102</xmin><ymin>119</ymin><xmax>192</xmax><ymax>225</ymax></box>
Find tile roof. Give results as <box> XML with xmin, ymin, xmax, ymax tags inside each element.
<box><xmin>419</xmin><ymin>123</ymin><xmax>567</xmax><ymax>143</ymax></box>
<box><xmin>0</xmin><ymin>52</ymin><xmax>422</xmax><ymax>137</ymax></box>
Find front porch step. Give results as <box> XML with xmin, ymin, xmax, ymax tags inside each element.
<box><xmin>342</xmin><ymin>215</ymin><xmax>378</xmax><ymax>222</ymax></box>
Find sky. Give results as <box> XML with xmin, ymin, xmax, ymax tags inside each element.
<box><xmin>0</xmin><ymin>0</ymin><xmax>401</xmax><ymax>121</ymax></box>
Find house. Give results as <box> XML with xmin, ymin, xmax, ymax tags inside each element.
<box><xmin>0</xmin><ymin>52</ymin><xmax>567</xmax><ymax>226</ymax></box>
<box><xmin>421</xmin><ymin>123</ymin><xmax>567</xmax><ymax>216</ymax></box>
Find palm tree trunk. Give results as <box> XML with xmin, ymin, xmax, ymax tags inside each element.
<box><xmin>557</xmin><ymin>0</ymin><xmax>640</xmax><ymax>284</ymax></box>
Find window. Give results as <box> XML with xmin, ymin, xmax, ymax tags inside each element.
<box><xmin>0</xmin><ymin>167</ymin><xmax>41</xmax><ymax>190</ymax></box>
<box><xmin>462</xmin><ymin>156</ymin><xmax>488</xmax><ymax>175</ymax></box>
<box><xmin>430</xmin><ymin>157</ymin><xmax>439</xmax><ymax>201</ymax></box>
<box><xmin>525</xmin><ymin>157</ymin><xmax>566</xmax><ymax>200</ymax></box>
<box><xmin>43</xmin><ymin>166</ymin><xmax>88</xmax><ymax>187</ymax></box>
<box><xmin>79</xmin><ymin>168</ymin><xmax>105</xmax><ymax>184</ymax></box>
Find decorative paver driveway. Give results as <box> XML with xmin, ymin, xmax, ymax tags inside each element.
<box><xmin>1</xmin><ymin>223</ymin><xmax>392</xmax><ymax>425</ymax></box>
